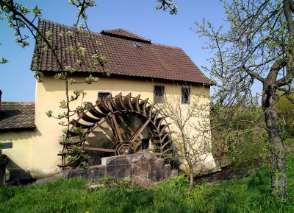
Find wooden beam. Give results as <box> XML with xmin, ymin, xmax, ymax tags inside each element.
<box><xmin>84</xmin><ymin>147</ymin><xmax>115</xmax><ymax>153</ymax></box>
<box><xmin>129</xmin><ymin>118</ymin><xmax>151</xmax><ymax>143</ymax></box>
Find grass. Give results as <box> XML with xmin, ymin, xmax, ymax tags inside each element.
<box><xmin>0</xmin><ymin>153</ymin><xmax>294</xmax><ymax>213</ymax></box>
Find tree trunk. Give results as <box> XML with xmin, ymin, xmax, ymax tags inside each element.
<box><xmin>0</xmin><ymin>154</ymin><xmax>8</xmax><ymax>186</ymax></box>
<box><xmin>262</xmin><ymin>84</ymin><xmax>287</xmax><ymax>200</ymax></box>
<box><xmin>189</xmin><ymin>172</ymin><xmax>194</xmax><ymax>188</ymax></box>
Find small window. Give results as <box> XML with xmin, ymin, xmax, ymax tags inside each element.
<box><xmin>181</xmin><ymin>87</ymin><xmax>190</xmax><ymax>104</ymax></box>
<box><xmin>154</xmin><ymin>85</ymin><xmax>165</xmax><ymax>104</ymax></box>
<box><xmin>98</xmin><ymin>92</ymin><xmax>112</xmax><ymax>100</ymax></box>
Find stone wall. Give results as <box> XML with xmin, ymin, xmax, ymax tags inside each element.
<box><xmin>66</xmin><ymin>152</ymin><xmax>177</xmax><ymax>187</ymax></box>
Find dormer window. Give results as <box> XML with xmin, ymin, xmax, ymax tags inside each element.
<box><xmin>132</xmin><ymin>42</ymin><xmax>142</xmax><ymax>48</ymax></box>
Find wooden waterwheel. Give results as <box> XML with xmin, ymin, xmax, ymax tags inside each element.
<box><xmin>59</xmin><ymin>93</ymin><xmax>176</xmax><ymax>169</ymax></box>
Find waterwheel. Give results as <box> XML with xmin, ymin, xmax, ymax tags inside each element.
<box><xmin>58</xmin><ymin>93</ymin><xmax>176</xmax><ymax>169</ymax></box>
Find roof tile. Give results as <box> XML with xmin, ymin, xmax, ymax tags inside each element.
<box><xmin>0</xmin><ymin>102</ymin><xmax>35</xmax><ymax>131</ymax></box>
<box><xmin>31</xmin><ymin>20</ymin><xmax>211</xmax><ymax>85</ymax></box>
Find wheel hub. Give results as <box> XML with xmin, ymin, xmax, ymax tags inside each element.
<box><xmin>115</xmin><ymin>143</ymin><xmax>132</xmax><ymax>155</ymax></box>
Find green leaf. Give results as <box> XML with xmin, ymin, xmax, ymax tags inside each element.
<box><xmin>46</xmin><ymin>110</ymin><xmax>53</xmax><ymax>117</ymax></box>
<box><xmin>0</xmin><ymin>57</ymin><xmax>8</xmax><ymax>64</ymax></box>
<box><xmin>59</xmin><ymin>100</ymin><xmax>67</xmax><ymax>109</ymax></box>
<box><xmin>32</xmin><ymin>5</ymin><xmax>41</xmax><ymax>16</ymax></box>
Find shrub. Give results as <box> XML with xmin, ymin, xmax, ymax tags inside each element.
<box><xmin>276</xmin><ymin>94</ymin><xmax>294</xmax><ymax>140</ymax></box>
<box><xmin>211</xmin><ymin>105</ymin><xmax>268</xmax><ymax>169</ymax></box>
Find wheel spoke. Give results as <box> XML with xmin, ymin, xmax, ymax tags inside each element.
<box><xmin>129</xmin><ymin>118</ymin><xmax>151</xmax><ymax>143</ymax></box>
<box><xmin>107</xmin><ymin>113</ymin><xmax>124</xmax><ymax>143</ymax></box>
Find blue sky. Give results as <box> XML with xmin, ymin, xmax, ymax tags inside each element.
<box><xmin>0</xmin><ymin>0</ymin><xmax>227</xmax><ymax>101</ymax></box>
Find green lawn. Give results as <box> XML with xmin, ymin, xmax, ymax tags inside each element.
<box><xmin>1</xmin><ymin>153</ymin><xmax>294</xmax><ymax>213</ymax></box>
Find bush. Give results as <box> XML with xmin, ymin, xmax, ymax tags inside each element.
<box><xmin>276</xmin><ymin>94</ymin><xmax>294</xmax><ymax>140</ymax></box>
<box><xmin>211</xmin><ymin>105</ymin><xmax>268</xmax><ymax>169</ymax></box>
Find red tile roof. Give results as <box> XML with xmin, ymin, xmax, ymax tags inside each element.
<box><xmin>31</xmin><ymin>20</ymin><xmax>211</xmax><ymax>85</ymax></box>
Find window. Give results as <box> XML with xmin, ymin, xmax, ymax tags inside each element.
<box><xmin>98</xmin><ymin>92</ymin><xmax>112</xmax><ymax>100</ymax></box>
<box><xmin>154</xmin><ymin>85</ymin><xmax>165</xmax><ymax>104</ymax></box>
<box><xmin>181</xmin><ymin>87</ymin><xmax>190</xmax><ymax>104</ymax></box>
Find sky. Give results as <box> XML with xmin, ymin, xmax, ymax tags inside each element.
<box><xmin>0</xmin><ymin>0</ymin><xmax>228</xmax><ymax>101</ymax></box>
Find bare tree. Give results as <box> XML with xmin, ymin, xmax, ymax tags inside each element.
<box><xmin>197</xmin><ymin>0</ymin><xmax>293</xmax><ymax>199</ymax></box>
<box><xmin>160</xmin><ymin>94</ymin><xmax>214</xmax><ymax>187</ymax></box>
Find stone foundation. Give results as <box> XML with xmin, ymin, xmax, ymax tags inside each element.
<box><xmin>65</xmin><ymin>152</ymin><xmax>177</xmax><ymax>186</ymax></box>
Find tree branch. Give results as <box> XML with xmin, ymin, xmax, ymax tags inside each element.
<box><xmin>241</xmin><ymin>65</ymin><xmax>265</xmax><ymax>82</ymax></box>
<box><xmin>267</xmin><ymin>58</ymin><xmax>287</xmax><ymax>84</ymax></box>
<box><xmin>284</xmin><ymin>0</ymin><xmax>294</xmax><ymax>37</ymax></box>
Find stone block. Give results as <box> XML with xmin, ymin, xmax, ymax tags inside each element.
<box><xmin>88</xmin><ymin>165</ymin><xmax>106</xmax><ymax>180</ymax></box>
<box><xmin>104</xmin><ymin>155</ymin><xmax>131</xmax><ymax>179</ymax></box>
